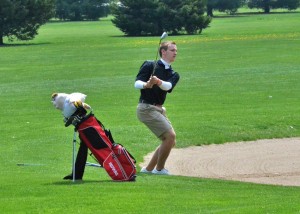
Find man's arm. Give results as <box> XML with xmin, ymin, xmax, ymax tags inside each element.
<box><xmin>151</xmin><ymin>76</ymin><xmax>172</xmax><ymax>91</ymax></box>
<box><xmin>134</xmin><ymin>79</ymin><xmax>156</xmax><ymax>89</ymax></box>
<box><xmin>134</xmin><ymin>80</ymin><xmax>146</xmax><ymax>89</ymax></box>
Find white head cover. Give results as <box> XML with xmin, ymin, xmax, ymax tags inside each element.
<box><xmin>52</xmin><ymin>92</ymin><xmax>87</xmax><ymax>118</ymax></box>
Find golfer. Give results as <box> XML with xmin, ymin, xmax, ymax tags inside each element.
<box><xmin>134</xmin><ymin>41</ymin><xmax>180</xmax><ymax>175</ymax></box>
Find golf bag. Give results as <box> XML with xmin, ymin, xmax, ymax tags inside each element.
<box><xmin>75</xmin><ymin>113</ymin><xmax>136</xmax><ymax>181</ymax></box>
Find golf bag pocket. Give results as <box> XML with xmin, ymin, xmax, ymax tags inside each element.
<box><xmin>112</xmin><ymin>144</ymin><xmax>136</xmax><ymax>180</ymax></box>
<box><xmin>76</xmin><ymin>114</ymin><xmax>136</xmax><ymax>181</ymax></box>
<box><xmin>103</xmin><ymin>151</ymin><xmax>136</xmax><ymax>181</ymax></box>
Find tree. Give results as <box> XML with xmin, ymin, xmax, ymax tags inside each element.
<box><xmin>55</xmin><ymin>0</ymin><xmax>109</xmax><ymax>21</ymax></box>
<box><xmin>0</xmin><ymin>0</ymin><xmax>55</xmax><ymax>45</ymax></box>
<box><xmin>247</xmin><ymin>0</ymin><xmax>300</xmax><ymax>13</ymax></box>
<box><xmin>111</xmin><ymin>0</ymin><xmax>211</xmax><ymax>36</ymax></box>
<box><xmin>207</xmin><ymin>0</ymin><xmax>218</xmax><ymax>16</ymax></box>
<box><xmin>275</xmin><ymin>0</ymin><xmax>300</xmax><ymax>10</ymax></box>
<box><xmin>248</xmin><ymin>0</ymin><xmax>273</xmax><ymax>13</ymax></box>
<box><xmin>207</xmin><ymin>0</ymin><xmax>246</xmax><ymax>16</ymax></box>
<box><xmin>179</xmin><ymin>0</ymin><xmax>212</xmax><ymax>34</ymax></box>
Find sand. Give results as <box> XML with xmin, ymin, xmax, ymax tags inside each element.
<box><xmin>140</xmin><ymin>138</ymin><xmax>300</xmax><ymax>186</ymax></box>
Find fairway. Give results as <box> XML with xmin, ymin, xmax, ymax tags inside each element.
<box><xmin>1</xmin><ymin>11</ymin><xmax>300</xmax><ymax>213</ymax></box>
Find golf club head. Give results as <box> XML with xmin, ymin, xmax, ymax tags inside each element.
<box><xmin>152</xmin><ymin>32</ymin><xmax>168</xmax><ymax>75</ymax></box>
<box><xmin>160</xmin><ymin>32</ymin><xmax>168</xmax><ymax>40</ymax></box>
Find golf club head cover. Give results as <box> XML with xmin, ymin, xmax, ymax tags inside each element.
<box><xmin>51</xmin><ymin>92</ymin><xmax>88</xmax><ymax>118</ymax></box>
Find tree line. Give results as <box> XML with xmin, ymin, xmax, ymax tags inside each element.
<box><xmin>207</xmin><ymin>0</ymin><xmax>300</xmax><ymax>16</ymax></box>
<box><xmin>55</xmin><ymin>0</ymin><xmax>109</xmax><ymax>21</ymax></box>
<box><xmin>0</xmin><ymin>0</ymin><xmax>299</xmax><ymax>45</ymax></box>
<box><xmin>55</xmin><ymin>0</ymin><xmax>300</xmax><ymax>21</ymax></box>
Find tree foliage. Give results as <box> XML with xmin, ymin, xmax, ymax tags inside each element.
<box><xmin>207</xmin><ymin>0</ymin><xmax>246</xmax><ymax>16</ymax></box>
<box><xmin>111</xmin><ymin>0</ymin><xmax>211</xmax><ymax>36</ymax></box>
<box><xmin>247</xmin><ymin>0</ymin><xmax>300</xmax><ymax>13</ymax></box>
<box><xmin>0</xmin><ymin>0</ymin><xmax>55</xmax><ymax>45</ymax></box>
<box><xmin>55</xmin><ymin>0</ymin><xmax>109</xmax><ymax>21</ymax></box>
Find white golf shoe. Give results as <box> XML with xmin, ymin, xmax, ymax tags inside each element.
<box><xmin>152</xmin><ymin>168</ymin><xmax>170</xmax><ymax>175</ymax></box>
<box><xmin>140</xmin><ymin>167</ymin><xmax>152</xmax><ymax>174</ymax></box>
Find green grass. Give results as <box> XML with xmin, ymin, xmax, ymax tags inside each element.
<box><xmin>1</xmin><ymin>11</ymin><xmax>300</xmax><ymax>213</ymax></box>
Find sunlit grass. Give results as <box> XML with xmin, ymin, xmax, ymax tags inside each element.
<box><xmin>0</xmin><ymin>11</ymin><xmax>300</xmax><ymax>213</ymax></box>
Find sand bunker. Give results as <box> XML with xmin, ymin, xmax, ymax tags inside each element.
<box><xmin>140</xmin><ymin>138</ymin><xmax>300</xmax><ymax>186</ymax></box>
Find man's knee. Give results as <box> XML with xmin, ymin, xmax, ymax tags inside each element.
<box><xmin>169</xmin><ymin>129</ymin><xmax>176</xmax><ymax>140</ymax></box>
<box><xmin>161</xmin><ymin>129</ymin><xmax>176</xmax><ymax>147</ymax></box>
<box><xmin>169</xmin><ymin>132</ymin><xmax>176</xmax><ymax>147</ymax></box>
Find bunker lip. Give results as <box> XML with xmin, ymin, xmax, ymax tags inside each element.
<box><xmin>140</xmin><ymin>137</ymin><xmax>300</xmax><ymax>187</ymax></box>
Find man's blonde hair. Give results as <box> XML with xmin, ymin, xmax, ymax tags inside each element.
<box><xmin>159</xmin><ymin>41</ymin><xmax>176</xmax><ymax>57</ymax></box>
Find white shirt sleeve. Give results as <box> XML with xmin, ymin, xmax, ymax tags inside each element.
<box><xmin>159</xmin><ymin>80</ymin><xmax>172</xmax><ymax>91</ymax></box>
<box><xmin>134</xmin><ymin>80</ymin><xmax>145</xmax><ymax>89</ymax></box>
<box><xmin>134</xmin><ymin>79</ymin><xmax>172</xmax><ymax>91</ymax></box>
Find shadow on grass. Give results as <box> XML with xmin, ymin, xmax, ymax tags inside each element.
<box><xmin>109</xmin><ymin>33</ymin><xmax>204</xmax><ymax>38</ymax></box>
<box><xmin>0</xmin><ymin>42</ymin><xmax>51</xmax><ymax>48</ymax></box>
<box><xmin>213</xmin><ymin>11</ymin><xmax>300</xmax><ymax>18</ymax></box>
<box><xmin>49</xmin><ymin>177</ymin><xmax>138</xmax><ymax>185</ymax></box>
<box><xmin>49</xmin><ymin>179</ymin><xmax>113</xmax><ymax>185</ymax></box>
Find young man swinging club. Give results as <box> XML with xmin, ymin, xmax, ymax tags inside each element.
<box><xmin>134</xmin><ymin>41</ymin><xmax>180</xmax><ymax>175</ymax></box>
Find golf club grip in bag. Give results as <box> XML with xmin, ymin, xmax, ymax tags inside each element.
<box><xmin>76</xmin><ymin>114</ymin><xmax>136</xmax><ymax>181</ymax></box>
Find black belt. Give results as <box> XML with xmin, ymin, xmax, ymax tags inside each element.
<box><xmin>139</xmin><ymin>99</ymin><xmax>161</xmax><ymax>106</ymax></box>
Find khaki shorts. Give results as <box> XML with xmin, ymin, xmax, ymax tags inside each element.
<box><xmin>136</xmin><ymin>103</ymin><xmax>173</xmax><ymax>138</ymax></box>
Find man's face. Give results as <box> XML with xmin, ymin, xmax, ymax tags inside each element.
<box><xmin>162</xmin><ymin>44</ymin><xmax>177</xmax><ymax>63</ymax></box>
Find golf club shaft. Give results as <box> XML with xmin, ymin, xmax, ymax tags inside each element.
<box><xmin>152</xmin><ymin>32</ymin><xmax>167</xmax><ymax>75</ymax></box>
<box><xmin>152</xmin><ymin>39</ymin><xmax>162</xmax><ymax>75</ymax></box>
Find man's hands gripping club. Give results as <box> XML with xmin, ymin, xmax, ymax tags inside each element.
<box><xmin>143</xmin><ymin>76</ymin><xmax>162</xmax><ymax>89</ymax></box>
<box><xmin>135</xmin><ymin>76</ymin><xmax>172</xmax><ymax>91</ymax></box>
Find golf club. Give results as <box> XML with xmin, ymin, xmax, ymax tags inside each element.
<box><xmin>152</xmin><ymin>32</ymin><xmax>168</xmax><ymax>75</ymax></box>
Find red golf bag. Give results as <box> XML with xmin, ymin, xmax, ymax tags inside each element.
<box><xmin>75</xmin><ymin>113</ymin><xmax>136</xmax><ymax>181</ymax></box>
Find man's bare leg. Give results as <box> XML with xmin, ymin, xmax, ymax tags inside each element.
<box><xmin>156</xmin><ymin>129</ymin><xmax>176</xmax><ymax>170</ymax></box>
<box><xmin>145</xmin><ymin>147</ymin><xmax>160</xmax><ymax>171</ymax></box>
<box><xmin>146</xmin><ymin>129</ymin><xmax>176</xmax><ymax>171</ymax></box>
